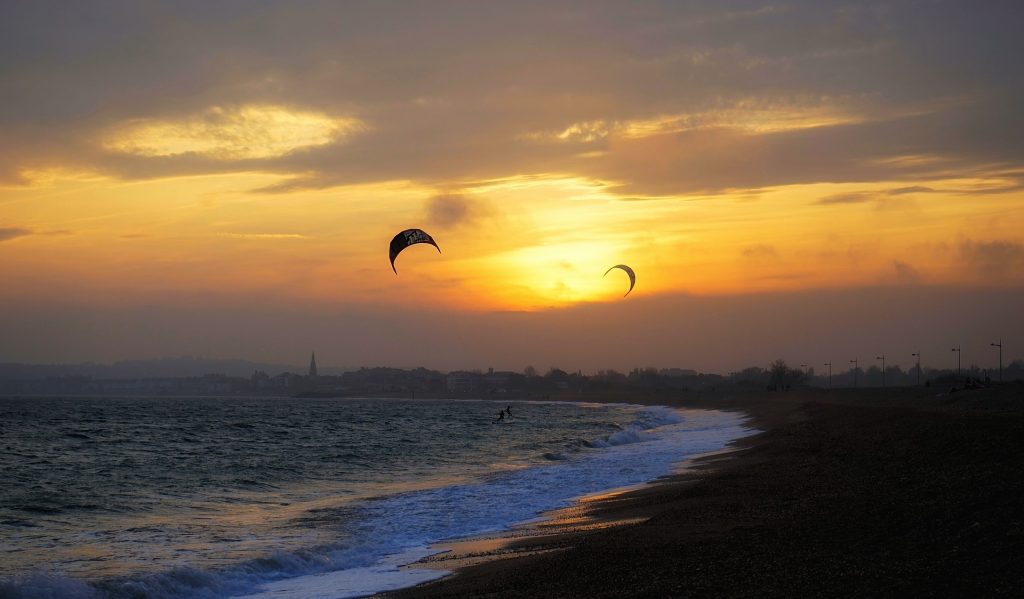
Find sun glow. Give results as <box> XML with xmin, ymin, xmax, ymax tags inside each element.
<box><xmin>489</xmin><ymin>241</ymin><xmax>628</xmax><ymax>306</ymax></box>
<box><xmin>3</xmin><ymin>165</ymin><xmax>1023</xmax><ymax>313</ymax></box>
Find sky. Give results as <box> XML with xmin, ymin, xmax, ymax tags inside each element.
<box><xmin>1</xmin><ymin>0</ymin><xmax>1022</xmax><ymax>373</ymax></box>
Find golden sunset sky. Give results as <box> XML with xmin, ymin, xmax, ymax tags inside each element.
<box><xmin>2</xmin><ymin>1</ymin><xmax>1022</xmax><ymax>371</ymax></box>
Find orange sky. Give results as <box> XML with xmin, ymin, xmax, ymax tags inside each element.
<box><xmin>1</xmin><ymin>2</ymin><xmax>1022</xmax><ymax>370</ymax></box>
<box><xmin>4</xmin><ymin>138</ymin><xmax>1022</xmax><ymax>311</ymax></box>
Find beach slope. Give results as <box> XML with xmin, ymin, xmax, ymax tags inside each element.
<box><xmin>390</xmin><ymin>387</ymin><xmax>1023</xmax><ymax>597</ymax></box>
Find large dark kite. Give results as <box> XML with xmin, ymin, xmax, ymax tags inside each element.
<box><xmin>389</xmin><ymin>229</ymin><xmax>441</xmax><ymax>274</ymax></box>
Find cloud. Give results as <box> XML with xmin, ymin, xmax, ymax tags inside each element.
<box><xmin>523</xmin><ymin>102</ymin><xmax>868</xmax><ymax>145</ymax></box>
<box><xmin>219</xmin><ymin>233</ymin><xmax>311</xmax><ymax>240</ymax></box>
<box><xmin>0</xmin><ymin>227</ymin><xmax>31</xmax><ymax>242</ymax></box>
<box><xmin>742</xmin><ymin>244</ymin><xmax>778</xmax><ymax>258</ymax></box>
<box><xmin>103</xmin><ymin>105</ymin><xmax>364</xmax><ymax>160</ymax></box>
<box><xmin>959</xmin><ymin>239</ymin><xmax>1024</xmax><ymax>277</ymax></box>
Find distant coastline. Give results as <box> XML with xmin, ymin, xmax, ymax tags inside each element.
<box><xmin>2</xmin><ymin>357</ymin><xmax>1021</xmax><ymax>398</ymax></box>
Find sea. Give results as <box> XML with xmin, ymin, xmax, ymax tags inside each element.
<box><xmin>0</xmin><ymin>396</ymin><xmax>752</xmax><ymax>599</ymax></box>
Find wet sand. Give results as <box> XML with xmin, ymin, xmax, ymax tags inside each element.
<box><xmin>388</xmin><ymin>385</ymin><xmax>1024</xmax><ymax>597</ymax></box>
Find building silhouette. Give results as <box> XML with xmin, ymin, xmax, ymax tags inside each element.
<box><xmin>308</xmin><ymin>352</ymin><xmax>318</xmax><ymax>378</ymax></box>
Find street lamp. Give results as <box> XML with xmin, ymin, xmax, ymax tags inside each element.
<box><xmin>991</xmin><ymin>339</ymin><xmax>1002</xmax><ymax>382</ymax></box>
<box><xmin>911</xmin><ymin>352</ymin><xmax>921</xmax><ymax>386</ymax></box>
<box><xmin>823</xmin><ymin>361</ymin><xmax>832</xmax><ymax>389</ymax></box>
<box><xmin>850</xmin><ymin>358</ymin><xmax>859</xmax><ymax>388</ymax></box>
<box><xmin>951</xmin><ymin>345</ymin><xmax>961</xmax><ymax>378</ymax></box>
<box><xmin>875</xmin><ymin>354</ymin><xmax>886</xmax><ymax>387</ymax></box>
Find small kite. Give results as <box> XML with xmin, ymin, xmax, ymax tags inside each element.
<box><xmin>604</xmin><ymin>264</ymin><xmax>636</xmax><ymax>297</ymax></box>
<box><xmin>389</xmin><ymin>228</ymin><xmax>441</xmax><ymax>273</ymax></box>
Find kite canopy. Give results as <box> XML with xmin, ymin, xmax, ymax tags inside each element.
<box><xmin>604</xmin><ymin>264</ymin><xmax>636</xmax><ymax>297</ymax></box>
<box><xmin>389</xmin><ymin>228</ymin><xmax>441</xmax><ymax>273</ymax></box>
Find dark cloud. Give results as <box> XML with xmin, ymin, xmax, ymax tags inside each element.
<box><xmin>0</xmin><ymin>227</ymin><xmax>31</xmax><ymax>242</ymax></box>
<box><xmin>3</xmin><ymin>285</ymin><xmax>1022</xmax><ymax>373</ymax></box>
<box><xmin>959</xmin><ymin>239</ymin><xmax>1024</xmax><ymax>277</ymax></box>
<box><xmin>0</xmin><ymin>1</ymin><xmax>1022</xmax><ymax>195</ymax></box>
<box><xmin>817</xmin><ymin>192</ymin><xmax>873</xmax><ymax>205</ymax></box>
<box><xmin>892</xmin><ymin>260</ymin><xmax>921</xmax><ymax>283</ymax></box>
<box><xmin>888</xmin><ymin>186</ymin><xmax>935</xmax><ymax>195</ymax></box>
<box><xmin>816</xmin><ymin>184</ymin><xmax>941</xmax><ymax>207</ymax></box>
<box><xmin>604</xmin><ymin>98</ymin><xmax>1024</xmax><ymax>196</ymax></box>
<box><xmin>425</xmin><ymin>193</ymin><xmax>475</xmax><ymax>229</ymax></box>
<box><xmin>952</xmin><ymin>172</ymin><xmax>1024</xmax><ymax>196</ymax></box>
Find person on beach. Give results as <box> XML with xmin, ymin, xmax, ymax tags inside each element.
<box><xmin>495</xmin><ymin>410</ymin><xmax>505</xmax><ymax>423</ymax></box>
<box><xmin>505</xmin><ymin>405</ymin><xmax>512</xmax><ymax>418</ymax></box>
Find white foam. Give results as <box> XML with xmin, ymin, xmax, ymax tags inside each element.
<box><xmin>233</xmin><ymin>407</ymin><xmax>752</xmax><ymax>599</ymax></box>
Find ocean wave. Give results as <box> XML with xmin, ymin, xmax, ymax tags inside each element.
<box><xmin>0</xmin><ymin>398</ymin><xmax>751</xmax><ymax>599</ymax></box>
<box><xmin>11</xmin><ymin>505</ymin><xmax>62</xmax><ymax>516</ymax></box>
<box><xmin>1</xmin><ymin>543</ymin><xmax>359</xmax><ymax>599</ymax></box>
<box><xmin>0</xmin><ymin>519</ymin><xmax>38</xmax><ymax>528</ymax></box>
<box><xmin>592</xmin><ymin>428</ymin><xmax>645</xmax><ymax>447</ymax></box>
<box><xmin>0</xmin><ymin>573</ymin><xmax>100</xmax><ymax>599</ymax></box>
<box><xmin>585</xmin><ymin>405</ymin><xmax>684</xmax><ymax>450</ymax></box>
<box><xmin>568</xmin><ymin>438</ymin><xmax>593</xmax><ymax>449</ymax></box>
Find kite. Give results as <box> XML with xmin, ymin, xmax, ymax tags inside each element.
<box><xmin>604</xmin><ymin>264</ymin><xmax>636</xmax><ymax>297</ymax></box>
<box><xmin>389</xmin><ymin>228</ymin><xmax>441</xmax><ymax>273</ymax></box>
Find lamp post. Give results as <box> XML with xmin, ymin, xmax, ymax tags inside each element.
<box><xmin>850</xmin><ymin>358</ymin><xmax>858</xmax><ymax>388</ymax></box>
<box><xmin>823</xmin><ymin>361</ymin><xmax>832</xmax><ymax>389</ymax></box>
<box><xmin>951</xmin><ymin>345</ymin><xmax>961</xmax><ymax>378</ymax></box>
<box><xmin>875</xmin><ymin>354</ymin><xmax>886</xmax><ymax>387</ymax></box>
<box><xmin>991</xmin><ymin>339</ymin><xmax>1002</xmax><ymax>382</ymax></box>
<box><xmin>911</xmin><ymin>352</ymin><xmax>921</xmax><ymax>386</ymax></box>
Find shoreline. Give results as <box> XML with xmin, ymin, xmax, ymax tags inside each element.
<box><xmin>388</xmin><ymin>385</ymin><xmax>1024</xmax><ymax>597</ymax></box>
<box><xmin>406</xmin><ymin>436</ymin><xmax>752</xmax><ymax>579</ymax></box>
<box><xmin>393</xmin><ymin>403</ymin><xmax>756</xmax><ymax>588</ymax></box>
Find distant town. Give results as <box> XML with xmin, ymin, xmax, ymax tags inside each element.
<box><xmin>0</xmin><ymin>352</ymin><xmax>1021</xmax><ymax>398</ymax></box>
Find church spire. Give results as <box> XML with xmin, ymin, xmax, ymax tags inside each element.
<box><xmin>308</xmin><ymin>351</ymin><xmax>318</xmax><ymax>377</ymax></box>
